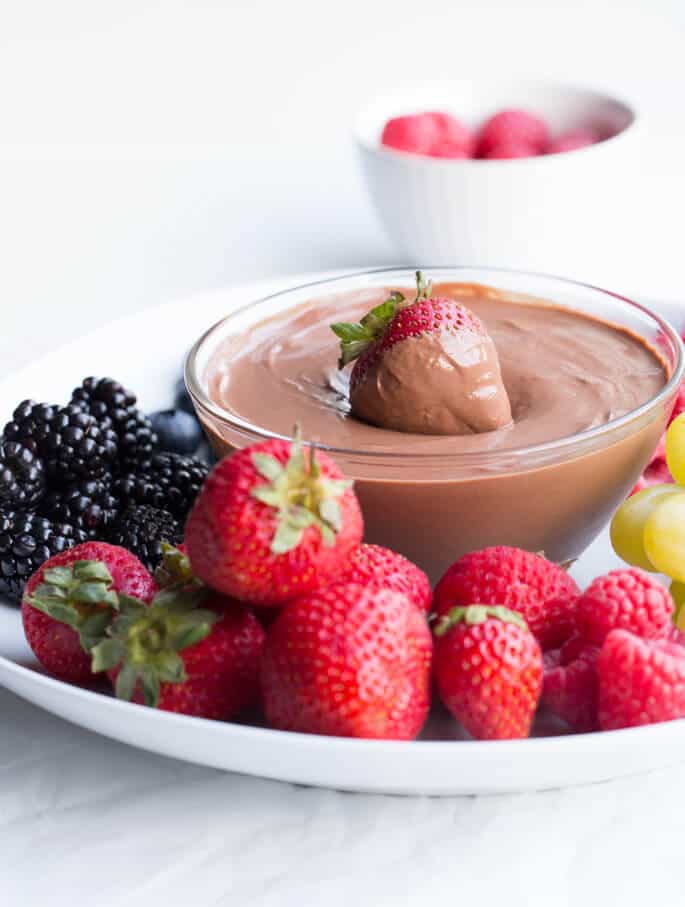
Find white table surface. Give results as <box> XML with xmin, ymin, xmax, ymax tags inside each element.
<box><xmin>2</xmin><ymin>2</ymin><xmax>685</xmax><ymax>904</ymax></box>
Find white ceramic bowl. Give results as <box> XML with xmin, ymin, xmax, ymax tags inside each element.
<box><xmin>355</xmin><ymin>80</ymin><xmax>637</xmax><ymax>274</ymax></box>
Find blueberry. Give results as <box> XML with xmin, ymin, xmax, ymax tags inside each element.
<box><xmin>174</xmin><ymin>377</ymin><xmax>195</xmax><ymax>415</ymax></box>
<box><xmin>149</xmin><ymin>409</ymin><xmax>203</xmax><ymax>455</ymax></box>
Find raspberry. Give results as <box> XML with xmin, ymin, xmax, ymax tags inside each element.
<box><xmin>534</xmin><ymin>594</ymin><xmax>580</xmax><ymax>650</ymax></box>
<box><xmin>546</xmin><ymin>129</ymin><xmax>597</xmax><ymax>154</ymax></box>
<box><xmin>542</xmin><ymin>635</ymin><xmax>600</xmax><ymax>732</ymax></box>
<box><xmin>576</xmin><ymin>568</ymin><xmax>674</xmax><ymax>645</ymax></box>
<box><xmin>432</xmin><ymin>546</ymin><xmax>579</xmax><ymax>650</ymax></box>
<box><xmin>481</xmin><ymin>141</ymin><xmax>538</xmax><ymax>160</ymax></box>
<box><xmin>668</xmin><ymin>379</ymin><xmax>685</xmax><ymax>426</ymax></box>
<box><xmin>428</xmin><ymin>140</ymin><xmax>472</xmax><ymax>159</ymax></box>
<box><xmin>598</xmin><ymin>629</ymin><xmax>685</xmax><ymax>730</ymax></box>
<box><xmin>381</xmin><ymin>111</ymin><xmax>473</xmax><ymax>157</ymax></box>
<box><xmin>631</xmin><ymin>456</ymin><xmax>672</xmax><ymax>495</ymax></box>
<box><xmin>476</xmin><ymin>109</ymin><xmax>549</xmax><ymax>157</ymax></box>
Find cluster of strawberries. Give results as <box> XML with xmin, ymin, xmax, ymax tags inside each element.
<box><xmin>20</xmin><ymin>428</ymin><xmax>685</xmax><ymax>741</ymax></box>
<box><xmin>381</xmin><ymin>108</ymin><xmax>600</xmax><ymax>160</ymax></box>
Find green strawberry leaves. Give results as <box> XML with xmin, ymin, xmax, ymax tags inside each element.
<box><xmin>90</xmin><ymin>589</ymin><xmax>219</xmax><ymax>708</ymax></box>
<box><xmin>27</xmin><ymin>560</ymin><xmax>120</xmax><ymax>652</ymax></box>
<box><xmin>330</xmin><ymin>270</ymin><xmax>434</xmax><ymax>367</ymax></box>
<box><xmin>331</xmin><ymin>291</ymin><xmax>406</xmax><ymax>367</ymax></box>
<box><xmin>251</xmin><ymin>426</ymin><xmax>353</xmax><ymax>554</ymax></box>
<box><xmin>434</xmin><ymin>604</ymin><xmax>528</xmax><ymax>637</ymax></box>
<box><xmin>28</xmin><ymin>550</ymin><xmax>222</xmax><ymax>709</ymax></box>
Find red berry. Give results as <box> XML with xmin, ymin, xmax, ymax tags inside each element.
<box><xmin>542</xmin><ymin>635</ymin><xmax>600</xmax><ymax>732</ymax></box>
<box><xmin>332</xmin><ymin>271</ymin><xmax>513</xmax><ymax>435</ymax></box>
<box><xmin>427</xmin><ymin>141</ymin><xmax>472</xmax><ymax>159</ymax></box>
<box><xmin>185</xmin><ymin>430</ymin><xmax>363</xmax><ymax>606</ymax></box>
<box><xmin>106</xmin><ymin>593</ymin><xmax>265</xmax><ymax>720</ymax></box>
<box><xmin>598</xmin><ymin>629</ymin><xmax>685</xmax><ymax>730</ymax></box>
<box><xmin>576</xmin><ymin>568</ymin><xmax>674</xmax><ymax>646</ymax></box>
<box><xmin>22</xmin><ymin>542</ymin><xmax>156</xmax><ymax>685</ymax></box>
<box><xmin>631</xmin><ymin>456</ymin><xmax>672</xmax><ymax>495</ymax></box>
<box><xmin>481</xmin><ymin>141</ymin><xmax>538</xmax><ymax>160</ymax></box>
<box><xmin>668</xmin><ymin>378</ymin><xmax>685</xmax><ymax>426</ymax></box>
<box><xmin>546</xmin><ymin>129</ymin><xmax>597</xmax><ymax>154</ymax></box>
<box><xmin>476</xmin><ymin>109</ymin><xmax>549</xmax><ymax>157</ymax></box>
<box><xmin>381</xmin><ymin>111</ymin><xmax>473</xmax><ymax>157</ymax></box>
<box><xmin>260</xmin><ymin>583</ymin><xmax>432</xmax><ymax>740</ymax></box>
<box><xmin>433</xmin><ymin>546</ymin><xmax>579</xmax><ymax>651</ymax></box>
<box><xmin>337</xmin><ymin>543</ymin><xmax>432</xmax><ymax>613</ymax></box>
<box><xmin>349</xmin><ymin>292</ymin><xmax>485</xmax><ymax>392</ymax></box>
<box><xmin>433</xmin><ymin>605</ymin><xmax>543</xmax><ymax>740</ymax></box>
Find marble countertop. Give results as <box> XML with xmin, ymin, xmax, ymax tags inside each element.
<box><xmin>2</xmin><ymin>1</ymin><xmax>685</xmax><ymax>903</ymax></box>
<box><xmin>3</xmin><ymin>684</ymin><xmax>685</xmax><ymax>907</ymax></box>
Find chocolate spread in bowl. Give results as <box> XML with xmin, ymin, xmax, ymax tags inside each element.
<box><xmin>201</xmin><ymin>282</ymin><xmax>671</xmax><ymax>580</ymax></box>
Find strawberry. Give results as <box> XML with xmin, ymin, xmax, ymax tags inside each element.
<box><xmin>22</xmin><ymin>542</ymin><xmax>156</xmax><ymax>685</ymax></box>
<box><xmin>337</xmin><ymin>543</ymin><xmax>432</xmax><ymax>613</ymax></box>
<box><xmin>333</xmin><ymin>271</ymin><xmax>485</xmax><ymax>388</ymax></box>
<box><xmin>260</xmin><ymin>582</ymin><xmax>432</xmax><ymax>740</ymax></box>
<box><xmin>598</xmin><ymin>629</ymin><xmax>685</xmax><ymax>730</ymax></box>
<box><xmin>332</xmin><ymin>271</ymin><xmax>512</xmax><ymax>435</ymax></box>
<box><xmin>185</xmin><ymin>428</ymin><xmax>363</xmax><ymax>606</ymax></box>
<box><xmin>542</xmin><ymin>635</ymin><xmax>600</xmax><ymax>732</ymax></box>
<box><xmin>381</xmin><ymin>111</ymin><xmax>474</xmax><ymax>157</ymax></box>
<box><xmin>476</xmin><ymin>109</ymin><xmax>549</xmax><ymax>157</ymax></box>
<box><xmin>94</xmin><ymin>588</ymin><xmax>265</xmax><ymax>719</ymax></box>
<box><xmin>432</xmin><ymin>546</ymin><xmax>580</xmax><ymax>651</ymax></box>
<box><xmin>546</xmin><ymin>129</ymin><xmax>597</xmax><ymax>154</ymax></box>
<box><xmin>576</xmin><ymin>568</ymin><xmax>674</xmax><ymax>646</ymax></box>
<box><xmin>433</xmin><ymin>605</ymin><xmax>543</xmax><ymax>740</ymax></box>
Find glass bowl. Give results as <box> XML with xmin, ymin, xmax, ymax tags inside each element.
<box><xmin>186</xmin><ymin>267</ymin><xmax>683</xmax><ymax>582</ymax></box>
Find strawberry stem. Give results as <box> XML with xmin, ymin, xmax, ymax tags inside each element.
<box><xmin>251</xmin><ymin>425</ymin><xmax>353</xmax><ymax>554</ymax></box>
<box><xmin>91</xmin><ymin>589</ymin><xmax>219</xmax><ymax>707</ymax></box>
<box><xmin>414</xmin><ymin>270</ymin><xmax>432</xmax><ymax>301</ymax></box>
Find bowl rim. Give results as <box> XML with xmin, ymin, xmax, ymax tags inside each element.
<box><xmin>185</xmin><ymin>265</ymin><xmax>684</xmax><ymax>467</ymax></box>
<box><xmin>353</xmin><ymin>77</ymin><xmax>638</xmax><ymax>168</ymax></box>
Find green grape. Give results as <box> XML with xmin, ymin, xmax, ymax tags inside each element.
<box><xmin>643</xmin><ymin>493</ymin><xmax>685</xmax><ymax>582</ymax></box>
<box><xmin>610</xmin><ymin>484</ymin><xmax>685</xmax><ymax>570</ymax></box>
<box><xmin>665</xmin><ymin>413</ymin><xmax>685</xmax><ymax>486</ymax></box>
<box><xmin>670</xmin><ymin>580</ymin><xmax>685</xmax><ymax>630</ymax></box>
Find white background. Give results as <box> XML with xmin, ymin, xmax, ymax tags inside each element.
<box><xmin>2</xmin><ymin>1</ymin><xmax>685</xmax><ymax>904</ymax></box>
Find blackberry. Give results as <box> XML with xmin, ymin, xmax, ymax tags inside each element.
<box><xmin>0</xmin><ymin>509</ymin><xmax>88</xmax><ymax>603</ymax></box>
<box><xmin>107</xmin><ymin>504</ymin><xmax>182</xmax><ymax>571</ymax></box>
<box><xmin>113</xmin><ymin>452</ymin><xmax>208</xmax><ymax>521</ymax></box>
<box><xmin>118</xmin><ymin>410</ymin><xmax>157</xmax><ymax>470</ymax></box>
<box><xmin>3</xmin><ymin>400</ymin><xmax>59</xmax><ymax>455</ymax></box>
<box><xmin>40</xmin><ymin>477</ymin><xmax>118</xmax><ymax>539</ymax></box>
<box><xmin>0</xmin><ymin>441</ymin><xmax>46</xmax><ymax>509</ymax></box>
<box><xmin>71</xmin><ymin>377</ymin><xmax>158</xmax><ymax>470</ymax></box>
<box><xmin>41</xmin><ymin>404</ymin><xmax>118</xmax><ymax>483</ymax></box>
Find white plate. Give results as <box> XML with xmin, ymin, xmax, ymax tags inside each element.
<box><xmin>0</xmin><ymin>276</ymin><xmax>683</xmax><ymax>796</ymax></box>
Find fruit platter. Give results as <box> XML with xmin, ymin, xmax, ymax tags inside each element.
<box><xmin>2</xmin><ymin>269</ymin><xmax>685</xmax><ymax>796</ymax></box>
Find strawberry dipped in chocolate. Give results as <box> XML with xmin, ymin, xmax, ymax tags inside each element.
<box><xmin>331</xmin><ymin>272</ymin><xmax>512</xmax><ymax>435</ymax></box>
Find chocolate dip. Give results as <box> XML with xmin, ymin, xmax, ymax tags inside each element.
<box><xmin>198</xmin><ymin>282</ymin><xmax>673</xmax><ymax>581</ymax></box>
